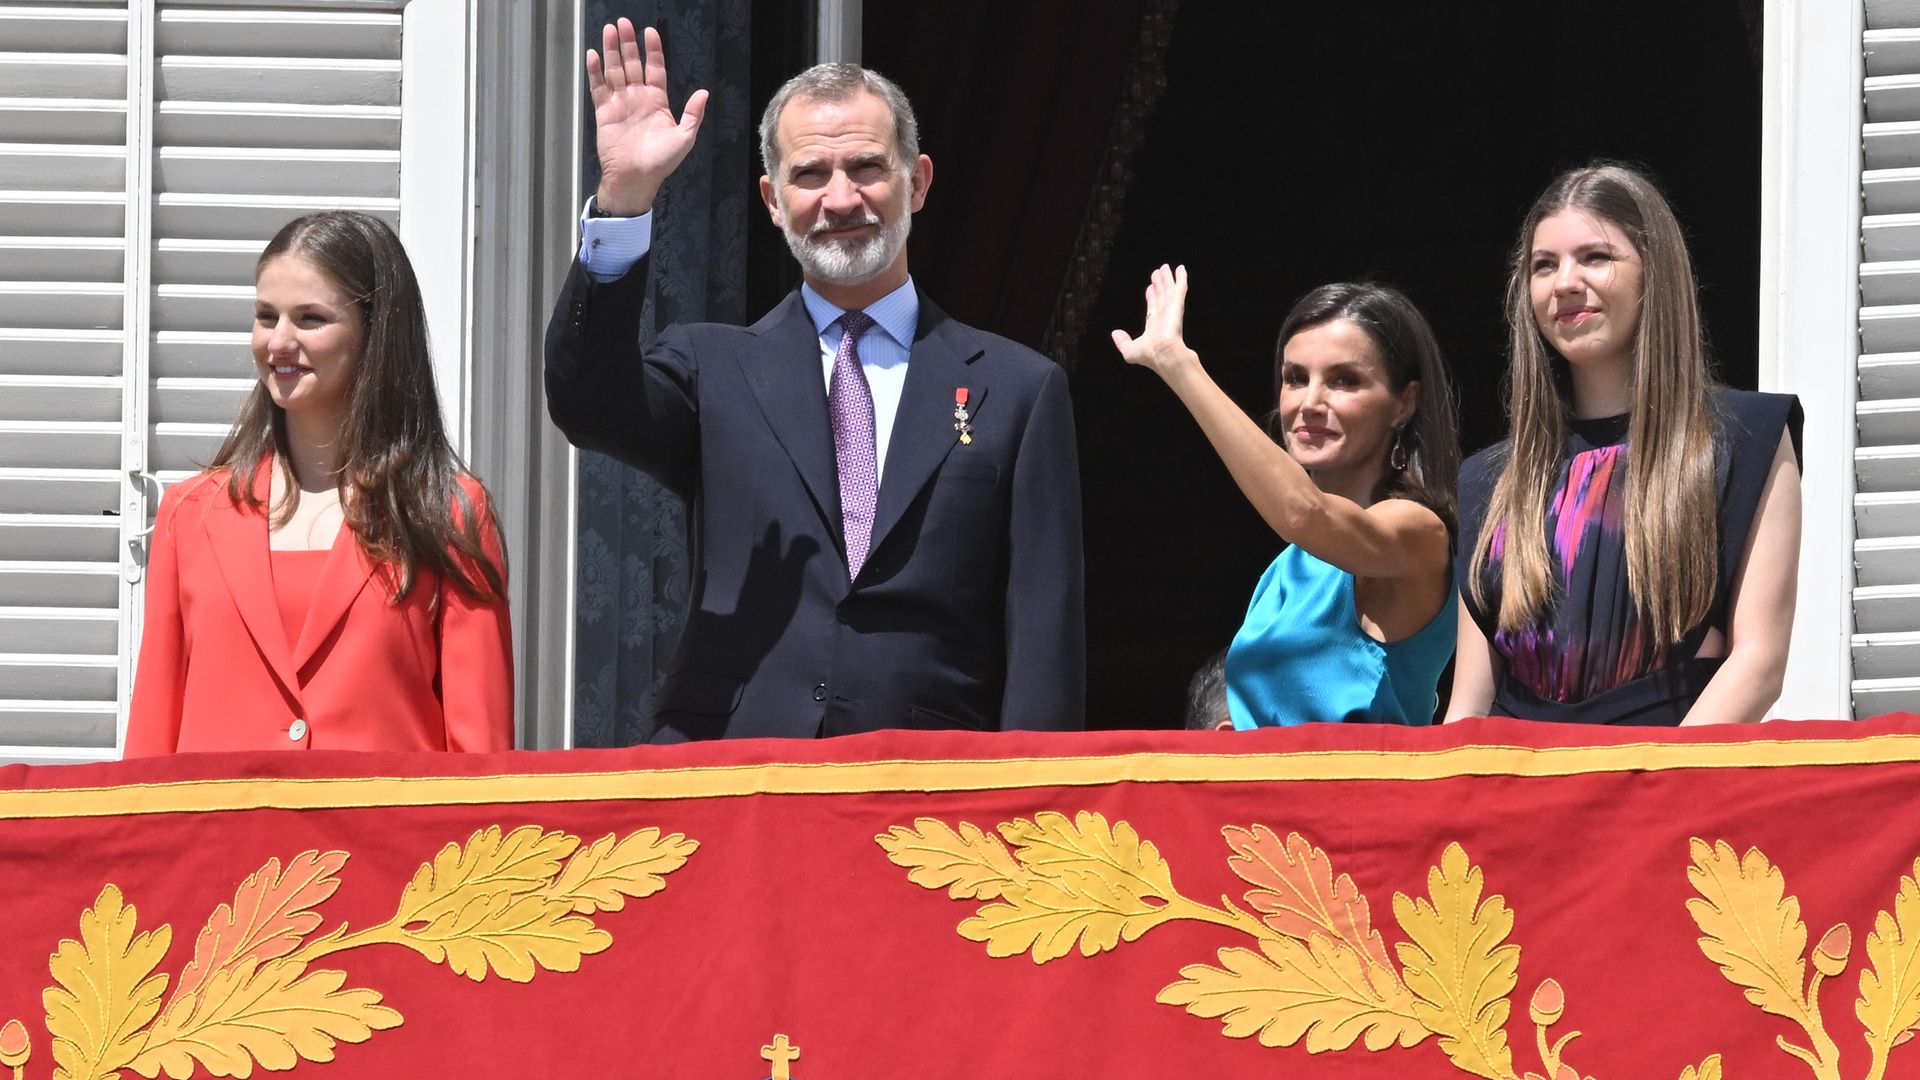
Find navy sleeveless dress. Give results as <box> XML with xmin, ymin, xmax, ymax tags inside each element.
<box><xmin>1455</xmin><ymin>389</ymin><xmax>1803</xmax><ymax>726</ymax></box>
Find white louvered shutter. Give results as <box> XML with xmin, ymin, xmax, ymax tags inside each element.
<box><xmin>1858</xmin><ymin>0</ymin><xmax>1920</xmax><ymax>717</ymax></box>
<box><xmin>149</xmin><ymin>3</ymin><xmax>402</xmax><ymax>490</ymax></box>
<box><xmin>0</xmin><ymin>4</ymin><xmax>134</xmax><ymax>756</ymax></box>
<box><xmin>0</xmin><ymin>2</ymin><xmax>411</xmax><ymax>760</ymax></box>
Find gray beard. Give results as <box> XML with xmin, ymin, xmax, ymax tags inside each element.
<box><xmin>783</xmin><ymin>209</ymin><xmax>911</xmax><ymax>286</ymax></box>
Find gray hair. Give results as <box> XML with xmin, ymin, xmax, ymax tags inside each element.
<box><xmin>758</xmin><ymin>63</ymin><xmax>920</xmax><ymax>179</ymax></box>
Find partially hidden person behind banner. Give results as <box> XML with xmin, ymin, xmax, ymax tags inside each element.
<box><xmin>544</xmin><ymin>21</ymin><xmax>1085</xmax><ymax>740</ymax></box>
<box><xmin>1444</xmin><ymin>163</ymin><xmax>1803</xmax><ymax>727</ymax></box>
<box><xmin>1182</xmin><ymin>648</ymin><xmax>1233</xmax><ymax>731</ymax></box>
<box><xmin>126</xmin><ymin>211</ymin><xmax>513</xmax><ymax>755</ymax></box>
<box><xmin>1113</xmin><ymin>268</ymin><xmax>1460</xmax><ymax>727</ymax></box>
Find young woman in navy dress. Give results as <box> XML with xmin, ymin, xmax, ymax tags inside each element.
<box><xmin>1444</xmin><ymin>163</ymin><xmax>1802</xmax><ymax>726</ymax></box>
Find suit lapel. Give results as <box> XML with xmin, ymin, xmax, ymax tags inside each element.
<box><xmin>290</xmin><ymin>518</ymin><xmax>376</xmax><ymax>674</ymax></box>
<box><xmin>204</xmin><ymin>469</ymin><xmax>300</xmax><ymax>694</ymax></box>
<box><xmin>870</xmin><ymin>295</ymin><xmax>987</xmax><ymax>557</ymax></box>
<box><xmin>741</xmin><ymin>292</ymin><xmax>842</xmax><ymax>540</ymax></box>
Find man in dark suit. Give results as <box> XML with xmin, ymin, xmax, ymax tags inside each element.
<box><xmin>545</xmin><ymin>20</ymin><xmax>1085</xmax><ymax>740</ymax></box>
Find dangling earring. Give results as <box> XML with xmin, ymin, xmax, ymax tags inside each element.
<box><xmin>1389</xmin><ymin>424</ymin><xmax>1409</xmax><ymax>471</ymax></box>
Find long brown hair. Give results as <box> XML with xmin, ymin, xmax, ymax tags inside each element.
<box><xmin>1468</xmin><ymin>163</ymin><xmax>1716</xmax><ymax>644</ymax></box>
<box><xmin>211</xmin><ymin>211</ymin><xmax>505</xmax><ymax>602</ymax></box>
<box><xmin>1274</xmin><ymin>282</ymin><xmax>1461</xmax><ymax>529</ymax></box>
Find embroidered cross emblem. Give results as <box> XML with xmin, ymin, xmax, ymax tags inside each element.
<box><xmin>760</xmin><ymin>1033</ymin><xmax>800</xmax><ymax>1080</ymax></box>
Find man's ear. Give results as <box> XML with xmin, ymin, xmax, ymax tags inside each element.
<box><xmin>758</xmin><ymin>174</ymin><xmax>782</xmax><ymax>226</ymax></box>
<box><xmin>908</xmin><ymin>154</ymin><xmax>932</xmax><ymax>213</ymax></box>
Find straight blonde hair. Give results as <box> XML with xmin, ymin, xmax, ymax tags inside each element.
<box><xmin>1468</xmin><ymin>163</ymin><xmax>1717</xmax><ymax>645</ymax></box>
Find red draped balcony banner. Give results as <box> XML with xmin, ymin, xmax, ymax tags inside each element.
<box><xmin>1</xmin><ymin>715</ymin><xmax>1918</xmax><ymax>1079</ymax></box>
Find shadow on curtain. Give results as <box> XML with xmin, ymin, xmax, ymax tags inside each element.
<box><xmin>572</xmin><ymin>0</ymin><xmax>750</xmax><ymax>747</ymax></box>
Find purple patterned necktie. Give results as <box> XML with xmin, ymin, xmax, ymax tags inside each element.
<box><xmin>829</xmin><ymin>310</ymin><xmax>879</xmax><ymax>577</ymax></box>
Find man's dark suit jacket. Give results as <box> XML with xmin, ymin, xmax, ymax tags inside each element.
<box><xmin>545</xmin><ymin>255</ymin><xmax>1086</xmax><ymax>740</ymax></box>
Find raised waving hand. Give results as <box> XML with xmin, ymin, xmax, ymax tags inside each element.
<box><xmin>1111</xmin><ymin>264</ymin><xmax>1202</xmax><ymax>381</ymax></box>
<box><xmin>587</xmin><ymin>19</ymin><xmax>709</xmax><ymax>216</ymax></box>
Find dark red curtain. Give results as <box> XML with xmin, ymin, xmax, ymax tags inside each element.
<box><xmin>864</xmin><ymin>1</ymin><xmax>1151</xmax><ymax>356</ymax></box>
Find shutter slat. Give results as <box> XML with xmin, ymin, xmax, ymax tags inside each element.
<box><xmin>0</xmin><ymin>563</ymin><xmax>119</xmax><ymax>607</ymax></box>
<box><xmin>1857</xmin><ymin>445</ymin><xmax>1920</xmax><ymax>491</ymax></box>
<box><xmin>1856</xmin><ymin>585</ymin><xmax>1920</xmax><ymax>634</ymax></box>
<box><xmin>0</xmin><ymin>143</ymin><xmax>125</xmax><ymax>190</ymax></box>
<box><xmin>0</xmin><ymin>238</ymin><xmax>124</xmax><ymax>281</ymax></box>
<box><xmin>0</xmin><ymin>282</ymin><xmax>123</xmax><ymax>330</ymax></box>
<box><xmin>0</xmin><ymin>375</ymin><xmax>121</xmax><ymax>422</ymax></box>
<box><xmin>157</xmin><ymin>57</ymin><xmax>399</xmax><ymax>107</ymax></box>
<box><xmin>1866</xmin><ymin>170</ymin><xmax>1920</xmax><ymax>215</ymax></box>
<box><xmin>1858</xmin><ymin>536</ymin><xmax>1920</xmax><ymax>586</ymax></box>
<box><xmin>0</xmin><ymin>516</ymin><xmax>119</xmax><ymax>561</ymax></box>
<box><xmin>0</xmin><ymin>469</ymin><xmax>119</xmax><ymax>514</ymax></box>
<box><xmin>0</xmin><ymin>6</ymin><xmax>128</xmax><ymax>53</ymax></box>
<box><xmin>0</xmin><ymin>422</ymin><xmax>122</xmax><ymax>469</ymax></box>
<box><xmin>154</xmin><ymin>193</ymin><xmax>395</xmax><ymax>241</ymax></box>
<box><xmin>1872</xmin><ymin>0</ymin><xmax>1920</xmax><ymax>31</ymax></box>
<box><xmin>152</xmin><ymin>330</ymin><xmax>249</xmax><ymax>377</ymax></box>
<box><xmin>1863</xmin><ymin>353</ymin><xmax>1920</xmax><ymax>398</ymax></box>
<box><xmin>155</xmin><ymin>239</ymin><xmax>265</xmax><ymax>286</ymax></box>
<box><xmin>0</xmin><ymin>192</ymin><xmax>125</xmax><ymax>236</ymax></box>
<box><xmin>0</xmin><ymin>53</ymin><xmax>127</xmax><ymax>99</ymax></box>
<box><xmin>0</xmin><ymin>700</ymin><xmax>115</xmax><ymax>748</ymax></box>
<box><xmin>152</xmin><ymin>284</ymin><xmax>251</xmax><ymax>333</ymax></box>
<box><xmin>1860</xmin><ymin>397</ymin><xmax>1920</xmax><ymax>444</ymax></box>
<box><xmin>0</xmin><ymin>654</ymin><xmax>116</xmax><ymax>700</ymax></box>
<box><xmin>157</xmin><ymin>9</ymin><xmax>402</xmax><ymax>59</ymax></box>
<box><xmin>1854</xmin><ymin>678</ymin><xmax>1920</xmax><ymax>714</ymax></box>
<box><xmin>157</xmin><ymin>147</ymin><xmax>399</xmax><ymax>200</ymax></box>
<box><xmin>1859</xmin><ymin>305</ymin><xmax>1920</xmax><ymax>353</ymax></box>
<box><xmin>1858</xmin><ymin>493</ymin><xmax>1920</xmax><ymax>538</ymax></box>
<box><xmin>0</xmin><ymin>97</ymin><xmax>127</xmax><ymax>143</ymax></box>
<box><xmin>1855</xmin><ymin>632</ymin><xmax>1920</xmax><ymax>679</ymax></box>
<box><xmin>1861</xmin><ymin>261</ymin><xmax>1920</xmax><ymax>304</ymax></box>
<box><xmin>151</xmin><ymin>423</ymin><xmax>228</xmax><ymax>472</ymax></box>
<box><xmin>1868</xmin><ymin>29</ymin><xmax>1920</xmax><ymax>78</ymax></box>
<box><xmin>1868</xmin><ymin>75</ymin><xmax>1920</xmax><ymax>123</ymax></box>
<box><xmin>0</xmin><ymin>330</ymin><xmax>121</xmax><ymax>376</ymax></box>
<box><xmin>153</xmin><ymin>377</ymin><xmax>253</xmax><ymax>424</ymax></box>
<box><xmin>0</xmin><ymin>606</ymin><xmax>117</xmax><ymax>652</ymax></box>
<box><xmin>157</xmin><ymin>101</ymin><xmax>399</xmax><ymax>151</ymax></box>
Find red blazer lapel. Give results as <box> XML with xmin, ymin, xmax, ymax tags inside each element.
<box><xmin>202</xmin><ymin>477</ymin><xmax>301</xmax><ymax>694</ymax></box>
<box><xmin>289</xmin><ymin>520</ymin><xmax>377</xmax><ymax>674</ymax></box>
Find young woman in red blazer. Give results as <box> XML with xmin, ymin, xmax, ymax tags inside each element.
<box><xmin>126</xmin><ymin>211</ymin><xmax>512</xmax><ymax>755</ymax></box>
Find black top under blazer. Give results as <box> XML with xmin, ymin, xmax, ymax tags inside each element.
<box><xmin>545</xmin><ymin>255</ymin><xmax>1086</xmax><ymax>740</ymax></box>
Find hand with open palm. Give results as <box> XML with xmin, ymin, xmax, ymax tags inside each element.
<box><xmin>587</xmin><ymin>19</ymin><xmax>710</xmax><ymax>217</ymax></box>
<box><xmin>1111</xmin><ymin>263</ymin><xmax>1203</xmax><ymax>381</ymax></box>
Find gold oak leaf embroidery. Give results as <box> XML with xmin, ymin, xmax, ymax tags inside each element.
<box><xmin>1392</xmin><ymin>842</ymin><xmax>1519</xmax><ymax>1080</ymax></box>
<box><xmin>876</xmin><ymin>818</ymin><xmax>1034</xmax><ymax>900</ymax></box>
<box><xmin>542</xmin><ymin>829</ymin><xmax>699</xmax><ymax>914</ymax></box>
<box><xmin>1224</xmin><ymin>827</ymin><xmax>1406</xmax><ymax>987</ymax></box>
<box><xmin>1686</xmin><ymin>838</ymin><xmax>1811</xmax><ymax>1023</ymax></box>
<box><xmin>1858</xmin><ymin>858</ymin><xmax>1920</xmax><ymax>1076</ymax></box>
<box><xmin>1678</xmin><ymin>1055</ymin><xmax>1724</xmax><ymax>1080</ymax></box>
<box><xmin>960</xmin><ymin>868</ymin><xmax>1169</xmax><ymax>963</ymax></box>
<box><xmin>394</xmin><ymin>884</ymin><xmax>608</xmax><ymax>982</ymax></box>
<box><xmin>397</xmin><ymin>825</ymin><xmax>578</xmax><ymax>922</ymax></box>
<box><xmin>1000</xmin><ymin>811</ymin><xmax>1171</xmax><ymax>895</ymax></box>
<box><xmin>168</xmin><ymin>850</ymin><xmax>347</xmax><ymax>1006</ymax></box>
<box><xmin>43</xmin><ymin>885</ymin><xmax>171</xmax><ymax>1080</ymax></box>
<box><xmin>127</xmin><ymin>957</ymin><xmax>400</xmax><ymax>1079</ymax></box>
<box><xmin>1157</xmin><ymin>933</ymin><xmax>1429</xmax><ymax>1052</ymax></box>
<box><xmin>954</xmin><ymin>811</ymin><xmax>1182</xmax><ymax>963</ymax></box>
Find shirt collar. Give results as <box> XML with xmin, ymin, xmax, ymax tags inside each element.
<box><xmin>801</xmin><ymin>277</ymin><xmax>919</xmax><ymax>349</ymax></box>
